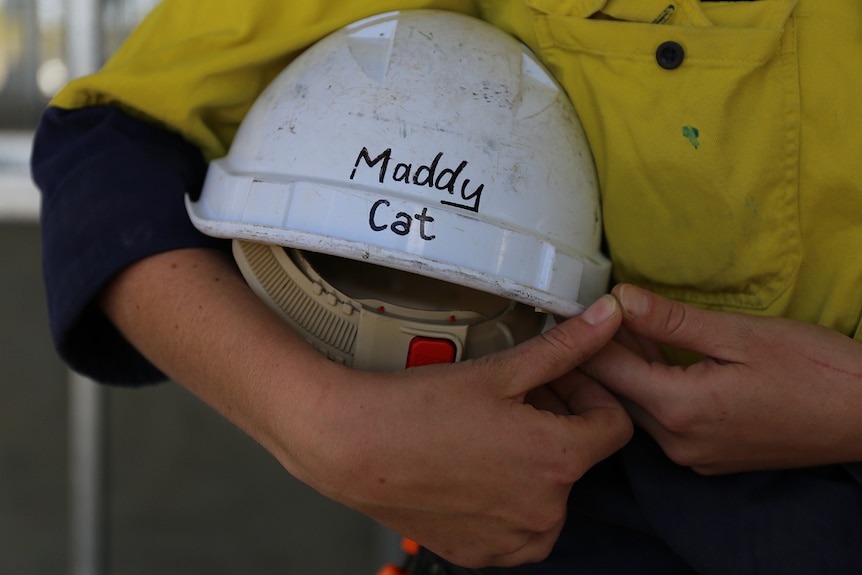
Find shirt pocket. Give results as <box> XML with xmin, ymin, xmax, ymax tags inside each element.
<box><xmin>527</xmin><ymin>0</ymin><xmax>801</xmax><ymax>311</ymax></box>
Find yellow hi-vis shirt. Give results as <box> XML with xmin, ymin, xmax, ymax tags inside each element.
<box><xmin>51</xmin><ymin>0</ymin><xmax>862</xmax><ymax>342</ymax></box>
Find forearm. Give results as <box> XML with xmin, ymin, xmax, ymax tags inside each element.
<box><xmin>99</xmin><ymin>247</ymin><xmax>338</xmax><ymax>482</ymax></box>
<box><xmin>807</xmin><ymin>335</ymin><xmax>862</xmax><ymax>465</ymax></box>
<box><xmin>99</xmin><ymin>247</ymin><xmax>632</xmax><ymax>567</ymax></box>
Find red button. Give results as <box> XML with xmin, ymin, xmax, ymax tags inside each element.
<box><xmin>405</xmin><ymin>337</ymin><xmax>457</xmax><ymax>368</ymax></box>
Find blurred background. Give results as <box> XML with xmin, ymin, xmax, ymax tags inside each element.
<box><xmin>0</xmin><ymin>1</ymin><xmax>384</xmax><ymax>573</ymax></box>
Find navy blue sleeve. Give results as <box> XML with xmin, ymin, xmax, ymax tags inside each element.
<box><xmin>31</xmin><ymin>106</ymin><xmax>229</xmax><ymax>385</ymax></box>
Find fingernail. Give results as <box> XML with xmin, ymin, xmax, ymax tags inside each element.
<box><xmin>581</xmin><ymin>294</ymin><xmax>617</xmax><ymax>325</ymax></box>
<box><xmin>618</xmin><ymin>284</ymin><xmax>649</xmax><ymax>318</ymax></box>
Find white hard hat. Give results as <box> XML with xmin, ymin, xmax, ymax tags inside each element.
<box><xmin>188</xmin><ymin>9</ymin><xmax>611</xmax><ymax>370</ymax></box>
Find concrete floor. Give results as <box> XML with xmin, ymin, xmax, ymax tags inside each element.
<box><xmin>0</xmin><ymin>223</ymin><xmax>387</xmax><ymax>574</ymax></box>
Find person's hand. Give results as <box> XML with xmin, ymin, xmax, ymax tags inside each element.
<box><xmin>582</xmin><ymin>284</ymin><xmax>862</xmax><ymax>476</ymax></box>
<box><xmin>282</xmin><ymin>295</ymin><xmax>632</xmax><ymax>568</ymax></box>
<box><xmin>102</xmin><ymin>249</ymin><xmax>631</xmax><ymax>568</ymax></box>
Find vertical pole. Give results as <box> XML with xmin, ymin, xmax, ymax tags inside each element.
<box><xmin>375</xmin><ymin>525</ymin><xmax>405</xmax><ymax>572</ymax></box>
<box><xmin>66</xmin><ymin>0</ymin><xmax>102</xmax><ymax>79</ymax></box>
<box><xmin>65</xmin><ymin>2</ymin><xmax>106</xmax><ymax>574</ymax></box>
<box><xmin>68</xmin><ymin>372</ymin><xmax>108</xmax><ymax>575</ymax></box>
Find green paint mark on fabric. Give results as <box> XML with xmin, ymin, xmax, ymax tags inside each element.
<box><xmin>682</xmin><ymin>126</ymin><xmax>700</xmax><ymax>149</ymax></box>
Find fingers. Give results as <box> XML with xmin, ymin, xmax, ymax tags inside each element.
<box><xmin>549</xmin><ymin>370</ymin><xmax>634</xmax><ymax>461</ymax></box>
<box><xmin>613</xmin><ymin>325</ymin><xmax>667</xmax><ymax>363</ymax></box>
<box><xmin>561</xmin><ymin>377</ymin><xmax>633</xmax><ymax>455</ymax></box>
<box><xmin>579</xmin><ymin>333</ymin><xmax>687</xmax><ymax>427</ymax></box>
<box><xmin>491</xmin><ymin>294</ymin><xmax>622</xmax><ymax>399</ymax></box>
<box><xmin>483</xmin><ymin>525</ymin><xmax>567</xmax><ymax>568</ymax></box>
<box><xmin>612</xmin><ymin>284</ymin><xmax>747</xmax><ymax>361</ymax></box>
<box><xmin>525</xmin><ymin>385</ymin><xmax>571</xmax><ymax>415</ymax></box>
<box><xmin>550</xmin><ymin>369</ymin><xmax>624</xmax><ymax>415</ymax></box>
<box><xmin>475</xmin><ymin>294</ymin><xmax>630</xmax><ymax>472</ymax></box>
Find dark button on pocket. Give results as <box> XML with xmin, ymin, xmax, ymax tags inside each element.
<box><xmin>656</xmin><ymin>41</ymin><xmax>685</xmax><ymax>70</ymax></box>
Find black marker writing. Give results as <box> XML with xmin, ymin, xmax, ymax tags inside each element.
<box><xmin>369</xmin><ymin>199</ymin><xmax>436</xmax><ymax>241</ymax></box>
<box><xmin>351</xmin><ymin>147</ymin><xmax>483</xmax><ymax>212</ymax></box>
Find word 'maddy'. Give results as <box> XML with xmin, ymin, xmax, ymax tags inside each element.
<box><xmin>350</xmin><ymin>147</ymin><xmax>484</xmax><ymax>213</ymax></box>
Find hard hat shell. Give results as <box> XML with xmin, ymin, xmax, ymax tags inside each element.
<box><xmin>188</xmin><ymin>9</ymin><xmax>610</xmax><ymax>316</ymax></box>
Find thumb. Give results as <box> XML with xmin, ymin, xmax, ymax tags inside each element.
<box><xmin>612</xmin><ymin>284</ymin><xmax>744</xmax><ymax>361</ymax></box>
<box><xmin>491</xmin><ymin>294</ymin><xmax>621</xmax><ymax>398</ymax></box>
